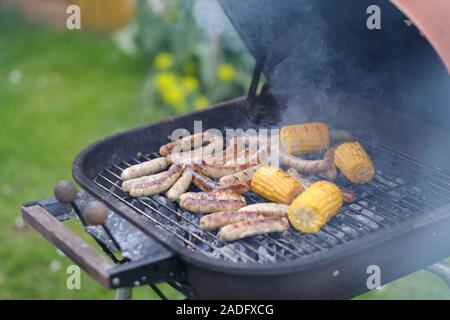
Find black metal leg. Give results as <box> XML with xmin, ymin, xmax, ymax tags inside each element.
<box><xmin>115</xmin><ymin>287</ymin><xmax>133</xmax><ymax>300</ymax></box>
<box><xmin>425</xmin><ymin>261</ymin><xmax>450</xmax><ymax>288</ymax></box>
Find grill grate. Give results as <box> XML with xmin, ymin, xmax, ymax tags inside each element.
<box><xmin>92</xmin><ymin>137</ymin><xmax>450</xmax><ymax>264</ymax></box>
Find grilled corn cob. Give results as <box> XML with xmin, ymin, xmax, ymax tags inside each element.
<box><xmin>280</xmin><ymin>122</ymin><xmax>330</xmax><ymax>155</ymax></box>
<box><xmin>251</xmin><ymin>165</ymin><xmax>304</xmax><ymax>204</ymax></box>
<box><xmin>334</xmin><ymin>142</ymin><xmax>375</xmax><ymax>184</ymax></box>
<box><xmin>288</xmin><ymin>181</ymin><xmax>343</xmax><ymax>233</ymax></box>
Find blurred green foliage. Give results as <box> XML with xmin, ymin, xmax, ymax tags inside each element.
<box><xmin>133</xmin><ymin>0</ymin><xmax>253</xmax><ymax>113</ymax></box>
<box><xmin>0</xmin><ymin>11</ymin><xmax>179</xmax><ymax>299</ymax></box>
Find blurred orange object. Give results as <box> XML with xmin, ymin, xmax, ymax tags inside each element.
<box><xmin>1</xmin><ymin>0</ymin><xmax>135</xmax><ymax>32</ymax></box>
<box><xmin>75</xmin><ymin>0</ymin><xmax>136</xmax><ymax>32</ymax></box>
<box><xmin>391</xmin><ymin>0</ymin><xmax>450</xmax><ymax>74</ymax></box>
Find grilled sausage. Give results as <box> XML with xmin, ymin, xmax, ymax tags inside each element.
<box><xmin>166</xmin><ymin>149</ymin><xmax>205</xmax><ymax>165</ymax></box>
<box><xmin>287</xmin><ymin>168</ymin><xmax>356</xmax><ymax>204</ymax></box>
<box><xmin>121</xmin><ymin>157</ymin><xmax>169</xmax><ymax>181</ymax></box>
<box><xmin>179</xmin><ymin>191</ymin><xmax>246</xmax><ymax>214</ymax></box>
<box><xmin>219</xmin><ymin>164</ymin><xmax>263</xmax><ymax>186</ymax></box>
<box><xmin>185</xmin><ymin>166</ymin><xmax>219</xmax><ymax>192</ymax></box>
<box><xmin>280</xmin><ymin>148</ymin><xmax>337</xmax><ymax>179</ymax></box>
<box><xmin>159</xmin><ymin>132</ymin><xmax>222</xmax><ymax>156</ymax></box>
<box><xmin>185</xmin><ymin>166</ymin><xmax>250</xmax><ymax>194</ymax></box>
<box><xmin>225</xmin><ymin>147</ymin><xmax>250</xmax><ymax>165</ymax></box>
<box><xmin>200</xmin><ymin>210</ymin><xmax>283</xmax><ymax>230</ymax></box>
<box><xmin>166</xmin><ymin>137</ymin><xmax>225</xmax><ymax>164</ymax></box>
<box><xmin>206</xmin><ymin>136</ymin><xmax>246</xmax><ymax>165</ymax></box>
<box><xmin>125</xmin><ymin>164</ymin><xmax>182</xmax><ymax>197</ymax></box>
<box><xmin>225</xmin><ymin>147</ymin><xmax>254</xmax><ymax>165</ymax></box>
<box><xmin>216</xmin><ymin>180</ymin><xmax>251</xmax><ymax>194</ymax></box>
<box><xmin>227</xmin><ymin>146</ymin><xmax>270</xmax><ymax>165</ymax></box>
<box><xmin>286</xmin><ymin>168</ymin><xmax>313</xmax><ymax>188</ymax></box>
<box><xmin>238</xmin><ymin>203</ymin><xmax>289</xmax><ymax>216</ymax></box>
<box><xmin>191</xmin><ymin>161</ymin><xmax>257</xmax><ymax>179</ymax></box>
<box><xmin>165</xmin><ymin>171</ymin><xmax>192</xmax><ymax>202</ymax></box>
<box><xmin>166</xmin><ymin>138</ymin><xmax>225</xmax><ymax>164</ymax></box>
<box><xmin>218</xmin><ymin>217</ymin><xmax>289</xmax><ymax>241</ymax></box>
<box><xmin>323</xmin><ymin>148</ymin><xmax>337</xmax><ymax>180</ymax></box>
<box><xmin>163</xmin><ymin>132</ymin><xmax>223</xmax><ymax>164</ymax></box>
<box><xmin>340</xmin><ymin>189</ymin><xmax>357</xmax><ymax>204</ymax></box>
<box><xmin>122</xmin><ymin>171</ymin><xmax>169</xmax><ymax>192</ymax></box>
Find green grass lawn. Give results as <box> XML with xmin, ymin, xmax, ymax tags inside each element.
<box><xmin>0</xmin><ymin>12</ymin><xmax>177</xmax><ymax>299</ymax></box>
<box><xmin>0</xmin><ymin>12</ymin><xmax>449</xmax><ymax>300</ymax></box>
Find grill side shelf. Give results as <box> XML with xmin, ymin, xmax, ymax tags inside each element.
<box><xmin>21</xmin><ymin>203</ymin><xmax>186</xmax><ymax>289</ymax></box>
<box><xmin>22</xmin><ymin>204</ymin><xmax>113</xmax><ymax>288</ymax></box>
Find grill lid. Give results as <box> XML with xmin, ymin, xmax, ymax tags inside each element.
<box><xmin>218</xmin><ymin>0</ymin><xmax>450</xmax><ymax>129</ymax></box>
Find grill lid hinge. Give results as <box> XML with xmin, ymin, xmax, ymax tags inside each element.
<box><xmin>247</xmin><ymin>59</ymin><xmax>265</xmax><ymax>105</ymax></box>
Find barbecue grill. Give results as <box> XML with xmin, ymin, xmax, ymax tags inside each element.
<box><xmin>22</xmin><ymin>0</ymin><xmax>450</xmax><ymax>299</ymax></box>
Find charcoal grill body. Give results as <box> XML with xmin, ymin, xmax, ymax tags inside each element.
<box><xmin>71</xmin><ymin>0</ymin><xmax>450</xmax><ymax>298</ymax></box>
<box><xmin>72</xmin><ymin>96</ymin><xmax>450</xmax><ymax>299</ymax></box>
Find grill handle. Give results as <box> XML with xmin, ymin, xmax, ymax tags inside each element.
<box><xmin>22</xmin><ymin>204</ymin><xmax>114</xmax><ymax>288</ymax></box>
<box><xmin>22</xmin><ymin>202</ymin><xmax>186</xmax><ymax>289</ymax></box>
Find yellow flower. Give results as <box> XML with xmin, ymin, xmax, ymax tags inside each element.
<box><xmin>161</xmin><ymin>85</ymin><xmax>187</xmax><ymax>113</ymax></box>
<box><xmin>154</xmin><ymin>72</ymin><xmax>177</xmax><ymax>92</ymax></box>
<box><xmin>182</xmin><ymin>75</ymin><xmax>199</xmax><ymax>92</ymax></box>
<box><xmin>153</xmin><ymin>52</ymin><xmax>174</xmax><ymax>70</ymax></box>
<box><xmin>216</xmin><ymin>63</ymin><xmax>236</xmax><ymax>82</ymax></box>
<box><xmin>194</xmin><ymin>95</ymin><xmax>210</xmax><ymax>110</ymax></box>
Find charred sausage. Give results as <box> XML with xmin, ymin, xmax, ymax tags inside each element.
<box><xmin>218</xmin><ymin>165</ymin><xmax>263</xmax><ymax>186</ymax></box>
<box><xmin>191</xmin><ymin>161</ymin><xmax>257</xmax><ymax>179</ymax></box>
<box><xmin>185</xmin><ymin>166</ymin><xmax>251</xmax><ymax>194</ymax></box>
<box><xmin>179</xmin><ymin>191</ymin><xmax>246</xmax><ymax>214</ymax></box>
<box><xmin>218</xmin><ymin>217</ymin><xmax>289</xmax><ymax>241</ymax></box>
<box><xmin>216</xmin><ymin>180</ymin><xmax>251</xmax><ymax>194</ymax></box>
<box><xmin>185</xmin><ymin>167</ymin><xmax>219</xmax><ymax>192</ymax></box>
<box><xmin>280</xmin><ymin>148</ymin><xmax>337</xmax><ymax>179</ymax></box>
<box><xmin>200</xmin><ymin>210</ymin><xmax>284</xmax><ymax>230</ymax></box>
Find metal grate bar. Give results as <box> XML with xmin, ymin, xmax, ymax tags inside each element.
<box><xmin>115</xmin><ymin>162</ymin><xmax>271</xmax><ymax>261</ymax></box>
<box><xmin>373</xmin><ymin>159</ymin><xmax>450</xmax><ymax>206</ymax></box>
<box><xmin>91</xmin><ymin>137</ymin><xmax>450</xmax><ymax>264</ymax></box>
<box><xmin>110</xmin><ymin>163</ymin><xmax>302</xmax><ymax>261</ymax></box>
<box><xmin>95</xmin><ymin>173</ymin><xmax>243</xmax><ymax>263</ymax></box>
<box><xmin>358</xmin><ymin>137</ymin><xmax>450</xmax><ymax>191</ymax></box>
<box><xmin>104</xmin><ymin>168</ymin><xmax>293</xmax><ymax>262</ymax></box>
<box><xmin>131</xmin><ymin>156</ymin><xmax>312</xmax><ymax>257</ymax></box>
<box><xmin>120</xmin><ymin>160</ymin><xmax>307</xmax><ymax>259</ymax></box>
<box><xmin>93</xmin><ymin>178</ymin><xmax>212</xmax><ymax>257</ymax></box>
<box><xmin>309</xmin><ymin>175</ymin><xmax>408</xmax><ymax>225</ymax></box>
<box><xmin>245</xmin><ymin>193</ymin><xmax>341</xmax><ymax>249</ymax></box>
<box><xmin>367</xmin><ymin>155</ymin><xmax>450</xmax><ymax>206</ymax></box>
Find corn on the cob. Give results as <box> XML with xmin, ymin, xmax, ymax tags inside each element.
<box><xmin>288</xmin><ymin>181</ymin><xmax>343</xmax><ymax>233</ymax></box>
<box><xmin>280</xmin><ymin>122</ymin><xmax>330</xmax><ymax>155</ymax></box>
<box><xmin>251</xmin><ymin>165</ymin><xmax>304</xmax><ymax>204</ymax></box>
<box><xmin>334</xmin><ymin>142</ymin><xmax>375</xmax><ymax>184</ymax></box>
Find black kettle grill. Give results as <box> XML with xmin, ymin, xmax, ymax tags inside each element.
<box><xmin>22</xmin><ymin>0</ymin><xmax>450</xmax><ymax>299</ymax></box>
